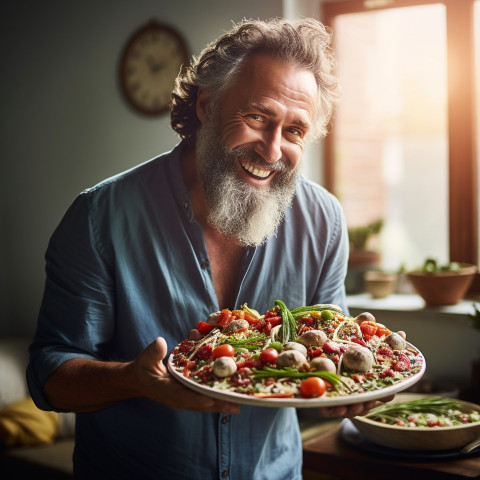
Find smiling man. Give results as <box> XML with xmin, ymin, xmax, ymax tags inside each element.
<box><xmin>27</xmin><ymin>18</ymin><xmax>385</xmax><ymax>480</ymax></box>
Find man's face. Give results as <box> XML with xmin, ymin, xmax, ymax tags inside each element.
<box><xmin>195</xmin><ymin>54</ymin><xmax>318</xmax><ymax>246</ymax></box>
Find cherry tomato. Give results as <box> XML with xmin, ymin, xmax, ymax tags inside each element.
<box><xmin>216</xmin><ymin>309</ymin><xmax>233</xmax><ymax>326</ymax></box>
<box><xmin>266</xmin><ymin>316</ymin><xmax>282</xmax><ymax>327</ymax></box>
<box><xmin>375</xmin><ymin>323</ymin><xmax>391</xmax><ymax>337</ymax></box>
<box><xmin>259</xmin><ymin>347</ymin><xmax>279</xmax><ymax>364</ymax></box>
<box><xmin>360</xmin><ymin>320</ymin><xmax>377</xmax><ymax>341</ymax></box>
<box><xmin>197</xmin><ymin>321</ymin><xmax>215</xmax><ymax>335</ymax></box>
<box><xmin>299</xmin><ymin>377</ymin><xmax>326</xmax><ymax>398</ymax></box>
<box><xmin>212</xmin><ymin>344</ymin><xmax>236</xmax><ymax>359</ymax></box>
<box><xmin>244</xmin><ymin>313</ymin><xmax>260</xmax><ymax>324</ymax></box>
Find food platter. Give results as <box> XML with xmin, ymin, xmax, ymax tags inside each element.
<box><xmin>167</xmin><ymin>302</ymin><xmax>426</xmax><ymax>408</ymax></box>
<box><xmin>167</xmin><ymin>341</ymin><xmax>426</xmax><ymax>408</ymax></box>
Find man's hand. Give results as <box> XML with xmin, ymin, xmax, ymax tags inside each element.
<box><xmin>132</xmin><ymin>337</ymin><xmax>241</xmax><ymax>414</ymax></box>
<box><xmin>317</xmin><ymin>395</ymin><xmax>395</xmax><ymax>418</ymax></box>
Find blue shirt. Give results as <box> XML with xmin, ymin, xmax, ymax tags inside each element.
<box><xmin>27</xmin><ymin>142</ymin><xmax>349</xmax><ymax>480</ymax></box>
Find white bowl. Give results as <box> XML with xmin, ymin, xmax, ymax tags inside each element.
<box><xmin>351</xmin><ymin>393</ymin><xmax>480</xmax><ymax>450</ymax></box>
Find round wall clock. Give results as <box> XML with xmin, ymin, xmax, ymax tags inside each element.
<box><xmin>119</xmin><ymin>21</ymin><xmax>189</xmax><ymax>116</ymax></box>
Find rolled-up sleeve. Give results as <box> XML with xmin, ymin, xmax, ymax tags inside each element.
<box><xmin>27</xmin><ymin>190</ymin><xmax>115</xmax><ymax>411</ymax></box>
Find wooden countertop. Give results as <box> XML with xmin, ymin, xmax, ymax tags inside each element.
<box><xmin>301</xmin><ymin>420</ymin><xmax>480</xmax><ymax>480</ymax></box>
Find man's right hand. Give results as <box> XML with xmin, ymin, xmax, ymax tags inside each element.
<box><xmin>131</xmin><ymin>337</ymin><xmax>241</xmax><ymax>414</ymax></box>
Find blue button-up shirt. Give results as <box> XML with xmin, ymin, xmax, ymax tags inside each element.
<box><xmin>27</xmin><ymin>142</ymin><xmax>349</xmax><ymax>480</ymax></box>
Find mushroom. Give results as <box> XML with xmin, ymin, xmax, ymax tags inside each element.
<box><xmin>342</xmin><ymin>345</ymin><xmax>374</xmax><ymax>373</ymax></box>
<box><xmin>297</xmin><ymin>330</ymin><xmax>328</xmax><ymax>348</ymax></box>
<box><xmin>384</xmin><ymin>332</ymin><xmax>407</xmax><ymax>350</ymax></box>
<box><xmin>276</xmin><ymin>350</ymin><xmax>309</xmax><ymax>369</ymax></box>
<box><xmin>354</xmin><ymin>312</ymin><xmax>376</xmax><ymax>325</ymax></box>
<box><xmin>223</xmin><ymin>319</ymin><xmax>249</xmax><ymax>334</ymax></box>
<box><xmin>282</xmin><ymin>342</ymin><xmax>308</xmax><ymax>357</ymax></box>
<box><xmin>212</xmin><ymin>357</ymin><xmax>237</xmax><ymax>378</ymax></box>
<box><xmin>310</xmin><ymin>357</ymin><xmax>336</xmax><ymax>374</ymax></box>
<box><xmin>206</xmin><ymin>311</ymin><xmax>221</xmax><ymax>325</ymax></box>
<box><xmin>188</xmin><ymin>329</ymin><xmax>203</xmax><ymax>341</ymax></box>
<box><xmin>396</xmin><ymin>330</ymin><xmax>407</xmax><ymax>340</ymax></box>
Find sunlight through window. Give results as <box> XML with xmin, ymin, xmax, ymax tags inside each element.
<box><xmin>333</xmin><ymin>4</ymin><xmax>448</xmax><ymax>271</ymax></box>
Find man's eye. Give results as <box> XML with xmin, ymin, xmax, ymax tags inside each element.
<box><xmin>288</xmin><ymin>127</ymin><xmax>302</xmax><ymax>136</ymax></box>
<box><xmin>250</xmin><ymin>114</ymin><xmax>264</xmax><ymax>122</ymax></box>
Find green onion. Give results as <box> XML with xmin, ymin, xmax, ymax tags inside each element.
<box><xmin>275</xmin><ymin>300</ymin><xmax>297</xmax><ymax>343</ymax></box>
<box><xmin>291</xmin><ymin>304</ymin><xmax>348</xmax><ymax>320</ymax></box>
<box><xmin>225</xmin><ymin>334</ymin><xmax>266</xmax><ymax>350</ymax></box>
<box><xmin>252</xmin><ymin>366</ymin><xmax>351</xmax><ymax>393</ymax></box>
<box><xmin>365</xmin><ymin>397</ymin><xmax>461</xmax><ymax>423</ymax></box>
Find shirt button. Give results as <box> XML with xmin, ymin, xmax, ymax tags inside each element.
<box><xmin>221</xmin><ymin>416</ymin><xmax>229</xmax><ymax>424</ymax></box>
<box><xmin>200</xmin><ymin>260</ymin><xmax>210</xmax><ymax>269</ymax></box>
<box><xmin>222</xmin><ymin>471</ymin><xmax>228</xmax><ymax>479</ymax></box>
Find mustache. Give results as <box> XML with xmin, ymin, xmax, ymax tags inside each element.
<box><xmin>226</xmin><ymin>146</ymin><xmax>289</xmax><ymax>173</ymax></box>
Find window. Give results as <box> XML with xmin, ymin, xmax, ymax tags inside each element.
<box><xmin>323</xmin><ymin>0</ymin><xmax>478</xmax><ymax>272</ymax></box>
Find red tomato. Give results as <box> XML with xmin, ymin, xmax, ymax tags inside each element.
<box><xmin>259</xmin><ymin>348</ymin><xmax>279</xmax><ymax>364</ymax></box>
<box><xmin>375</xmin><ymin>323</ymin><xmax>391</xmax><ymax>337</ymax></box>
<box><xmin>197</xmin><ymin>321</ymin><xmax>215</xmax><ymax>335</ymax></box>
<box><xmin>266</xmin><ymin>316</ymin><xmax>282</xmax><ymax>327</ymax></box>
<box><xmin>211</xmin><ymin>344</ymin><xmax>236</xmax><ymax>359</ymax></box>
<box><xmin>244</xmin><ymin>313</ymin><xmax>260</xmax><ymax>324</ymax></box>
<box><xmin>216</xmin><ymin>309</ymin><xmax>233</xmax><ymax>326</ymax></box>
<box><xmin>360</xmin><ymin>321</ymin><xmax>377</xmax><ymax>341</ymax></box>
<box><xmin>300</xmin><ymin>377</ymin><xmax>326</xmax><ymax>398</ymax></box>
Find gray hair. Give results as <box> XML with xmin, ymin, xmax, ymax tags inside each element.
<box><xmin>170</xmin><ymin>17</ymin><xmax>340</xmax><ymax>145</ymax></box>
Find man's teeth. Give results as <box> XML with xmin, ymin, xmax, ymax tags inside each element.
<box><xmin>241</xmin><ymin>160</ymin><xmax>271</xmax><ymax>178</ymax></box>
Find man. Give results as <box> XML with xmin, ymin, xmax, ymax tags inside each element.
<box><xmin>27</xmin><ymin>18</ymin><xmax>385</xmax><ymax>479</ymax></box>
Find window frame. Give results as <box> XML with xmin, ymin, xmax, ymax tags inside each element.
<box><xmin>322</xmin><ymin>0</ymin><xmax>478</xmax><ymax>267</ymax></box>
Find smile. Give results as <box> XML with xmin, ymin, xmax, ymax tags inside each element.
<box><xmin>240</xmin><ymin>159</ymin><xmax>272</xmax><ymax>179</ymax></box>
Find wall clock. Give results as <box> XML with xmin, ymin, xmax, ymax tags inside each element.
<box><xmin>119</xmin><ymin>21</ymin><xmax>189</xmax><ymax>116</ymax></box>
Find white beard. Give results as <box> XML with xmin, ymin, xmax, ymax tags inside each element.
<box><xmin>195</xmin><ymin>114</ymin><xmax>300</xmax><ymax>247</ymax></box>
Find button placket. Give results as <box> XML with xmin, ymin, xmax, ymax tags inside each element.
<box><xmin>218</xmin><ymin>414</ymin><xmax>231</xmax><ymax>479</ymax></box>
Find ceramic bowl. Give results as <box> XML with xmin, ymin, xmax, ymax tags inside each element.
<box><xmin>364</xmin><ymin>271</ymin><xmax>397</xmax><ymax>299</ymax></box>
<box><xmin>407</xmin><ymin>263</ymin><xmax>477</xmax><ymax>306</ymax></box>
<box><xmin>351</xmin><ymin>393</ymin><xmax>480</xmax><ymax>451</ymax></box>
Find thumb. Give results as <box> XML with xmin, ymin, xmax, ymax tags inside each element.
<box><xmin>144</xmin><ymin>337</ymin><xmax>169</xmax><ymax>373</ymax></box>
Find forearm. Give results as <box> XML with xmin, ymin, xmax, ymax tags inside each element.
<box><xmin>44</xmin><ymin>357</ymin><xmax>140</xmax><ymax>413</ymax></box>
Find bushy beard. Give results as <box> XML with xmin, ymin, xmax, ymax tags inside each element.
<box><xmin>195</xmin><ymin>114</ymin><xmax>300</xmax><ymax>247</ymax></box>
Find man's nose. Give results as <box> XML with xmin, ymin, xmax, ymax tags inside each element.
<box><xmin>254</xmin><ymin>127</ymin><xmax>283</xmax><ymax>164</ymax></box>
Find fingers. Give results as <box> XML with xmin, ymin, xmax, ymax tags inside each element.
<box><xmin>317</xmin><ymin>397</ymin><xmax>392</xmax><ymax>418</ymax></box>
<box><xmin>159</xmin><ymin>378</ymin><xmax>241</xmax><ymax>414</ymax></box>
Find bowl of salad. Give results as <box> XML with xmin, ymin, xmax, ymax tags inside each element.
<box><xmin>351</xmin><ymin>393</ymin><xmax>480</xmax><ymax>450</ymax></box>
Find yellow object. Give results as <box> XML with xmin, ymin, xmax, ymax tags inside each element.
<box><xmin>0</xmin><ymin>397</ymin><xmax>59</xmax><ymax>447</ymax></box>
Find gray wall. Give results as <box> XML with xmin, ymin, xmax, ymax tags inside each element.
<box><xmin>1</xmin><ymin>0</ymin><xmax>324</xmax><ymax>337</ymax></box>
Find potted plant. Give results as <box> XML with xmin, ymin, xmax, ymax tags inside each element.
<box><xmin>407</xmin><ymin>258</ymin><xmax>477</xmax><ymax>306</ymax></box>
<box><xmin>345</xmin><ymin>219</ymin><xmax>383</xmax><ymax>294</ymax></box>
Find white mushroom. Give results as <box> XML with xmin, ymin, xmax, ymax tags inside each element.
<box><xmin>354</xmin><ymin>312</ymin><xmax>376</xmax><ymax>325</ymax></box>
<box><xmin>212</xmin><ymin>357</ymin><xmax>237</xmax><ymax>378</ymax></box>
<box><xmin>223</xmin><ymin>319</ymin><xmax>249</xmax><ymax>334</ymax></box>
<box><xmin>384</xmin><ymin>332</ymin><xmax>407</xmax><ymax>350</ymax></box>
<box><xmin>396</xmin><ymin>330</ymin><xmax>407</xmax><ymax>340</ymax></box>
<box><xmin>276</xmin><ymin>350</ymin><xmax>309</xmax><ymax>369</ymax></box>
<box><xmin>342</xmin><ymin>345</ymin><xmax>375</xmax><ymax>373</ymax></box>
<box><xmin>310</xmin><ymin>357</ymin><xmax>337</xmax><ymax>374</ymax></box>
<box><xmin>282</xmin><ymin>342</ymin><xmax>308</xmax><ymax>357</ymax></box>
<box><xmin>297</xmin><ymin>330</ymin><xmax>328</xmax><ymax>348</ymax></box>
<box><xmin>206</xmin><ymin>311</ymin><xmax>221</xmax><ymax>325</ymax></box>
<box><xmin>188</xmin><ymin>329</ymin><xmax>202</xmax><ymax>341</ymax></box>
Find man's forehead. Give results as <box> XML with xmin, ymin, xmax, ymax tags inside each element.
<box><xmin>230</xmin><ymin>54</ymin><xmax>319</xmax><ymax>119</ymax></box>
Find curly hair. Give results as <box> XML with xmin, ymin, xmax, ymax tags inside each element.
<box><xmin>170</xmin><ymin>17</ymin><xmax>340</xmax><ymax>146</ymax></box>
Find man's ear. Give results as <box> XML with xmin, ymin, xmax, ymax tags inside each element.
<box><xmin>196</xmin><ymin>88</ymin><xmax>210</xmax><ymax>124</ymax></box>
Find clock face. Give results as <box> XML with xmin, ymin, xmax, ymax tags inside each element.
<box><xmin>119</xmin><ymin>22</ymin><xmax>189</xmax><ymax>116</ymax></box>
